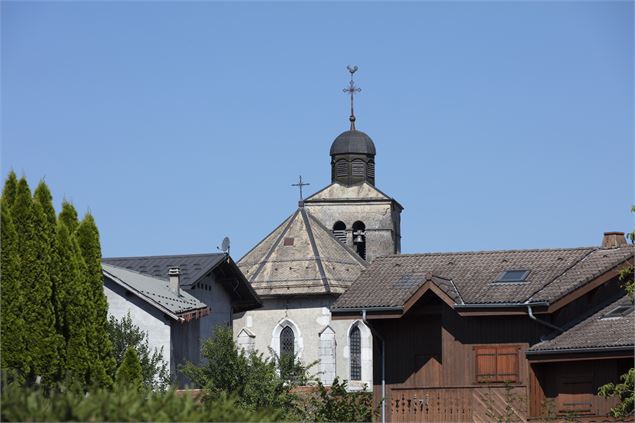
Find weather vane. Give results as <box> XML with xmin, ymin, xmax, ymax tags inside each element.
<box><xmin>343</xmin><ymin>65</ymin><xmax>361</xmax><ymax>130</ymax></box>
<box><xmin>292</xmin><ymin>175</ymin><xmax>310</xmax><ymax>201</ymax></box>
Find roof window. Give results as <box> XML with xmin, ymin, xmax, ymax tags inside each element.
<box><xmin>601</xmin><ymin>305</ymin><xmax>634</xmax><ymax>319</ymax></box>
<box><xmin>494</xmin><ymin>270</ymin><xmax>530</xmax><ymax>283</ymax></box>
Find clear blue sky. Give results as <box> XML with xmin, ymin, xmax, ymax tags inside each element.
<box><xmin>2</xmin><ymin>1</ymin><xmax>633</xmax><ymax>259</ymax></box>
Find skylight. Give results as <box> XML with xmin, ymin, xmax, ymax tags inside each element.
<box><xmin>601</xmin><ymin>305</ymin><xmax>634</xmax><ymax>319</ymax></box>
<box><xmin>495</xmin><ymin>270</ymin><xmax>530</xmax><ymax>283</ymax></box>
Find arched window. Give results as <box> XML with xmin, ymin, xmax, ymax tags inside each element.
<box><xmin>350</xmin><ymin>326</ymin><xmax>361</xmax><ymax>381</ymax></box>
<box><xmin>332</xmin><ymin>221</ymin><xmax>347</xmax><ymax>245</ymax></box>
<box><xmin>352</xmin><ymin>221</ymin><xmax>366</xmax><ymax>260</ymax></box>
<box><xmin>280</xmin><ymin>326</ymin><xmax>295</xmax><ymax>358</ymax></box>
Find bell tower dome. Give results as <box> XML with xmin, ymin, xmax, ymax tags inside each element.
<box><xmin>330</xmin><ymin>124</ymin><xmax>376</xmax><ymax>186</ymax></box>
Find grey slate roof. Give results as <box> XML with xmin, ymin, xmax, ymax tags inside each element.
<box><xmin>332</xmin><ymin>245</ymin><xmax>633</xmax><ymax>310</ymax></box>
<box><xmin>103</xmin><ymin>253</ymin><xmax>226</xmax><ymax>288</ymax></box>
<box><xmin>528</xmin><ymin>295</ymin><xmax>635</xmax><ymax>354</ymax></box>
<box><xmin>103</xmin><ymin>263</ymin><xmax>208</xmax><ymax>320</ymax></box>
<box><xmin>238</xmin><ymin>207</ymin><xmax>367</xmax><ymax>296</ymax></box>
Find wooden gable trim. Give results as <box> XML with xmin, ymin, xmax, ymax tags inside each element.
<box><xmin>546</xmin><ymin>259</ymin><xmax>632</xmax><ymax>314</ymax></box>
<box><xmin>402</xmin><ymin>280</ymin><xmax>457</xmax><ymax>315</ymax></box>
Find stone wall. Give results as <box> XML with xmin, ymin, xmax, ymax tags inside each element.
<box><xmin>233</xmin><ymin>295</ymin><xmax>373</xmax><ymax>390</ymax></box>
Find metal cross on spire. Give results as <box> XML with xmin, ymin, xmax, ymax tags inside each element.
<box><xmin>292</xmin><ymin>175</ymin><xmax>310</xmax><ymax>201</ymax></box>
<box><xmin>343</xmin><ymin>65</ymin><xmax>361</xmax><ymax>130</ymax></box>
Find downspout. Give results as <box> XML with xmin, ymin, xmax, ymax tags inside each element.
<box><xmin>363</xmin><ymin>310</ymin><xmax>386</xmax><ymax>423</ymax></box>
<box><xmin>527</xmin><ymin>305</ymin><xmax>563</xmax><ymax>333</ymax></box>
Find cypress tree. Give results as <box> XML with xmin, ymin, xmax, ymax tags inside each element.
<box><xmin>77</xmin><ymin>213</ymin><xmax>115</xmax><ymax>387</ymax></box>
<box><xmin>58</xmin><ymin>201</ymin><xmax>79</xmax><ymax>233</ymax></box>
<box><xmin>115</xmin><ymin>347</ymin><xmax>143</xmax><ymax>388</ymax></box>
<box><xmin>55</xmin><ymin>221</ymin><xmax>91</xmax><ymax>384</ymax></box>
<box><xmin>0</xmin><ymin>203</ymin><xmax>27</xmax><ymax>380</ymax></box>
<box><xmin>2</xmin><ymin>171</ymin><xmax>18</xmax><ymax>209</ymax></box>
<box><xmin>33</xmin><ymin>182</ymin><xmax>66</xmax><ymax>383</ymax></box>
<box><xmin>10</xmin><ymin>178</ymin><xmax>58</xmax><ymax>384</ymax></box>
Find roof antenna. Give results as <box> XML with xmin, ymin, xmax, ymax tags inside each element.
<box><xmin>343</xmin><ymin>65</ymin><xmax>361</xmax><ymax>131</ymax></box>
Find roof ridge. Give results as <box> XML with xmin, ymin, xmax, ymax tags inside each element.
<box><xmin>102</xmin><ymin>262</ymin><xmax>168</xmax><ymax>281</ymax></box>
<box><xmin>104</xmin><ymin>252</ymin><xmax>223</xmax><ymax>261</ymax></box>
<box><xmin>524</xmin><ymin>248</ymin><xmax>597</xmax><ymax>302</ymax></box>
<box><xmin>376</xmin><ymin>246</ymin><xmax>600</xmax><ymax>259</ymax></box>
<box><xmin>301</xmin><ymin>208</ymin><xmax>330</xmax><ymax>293</ymax></box>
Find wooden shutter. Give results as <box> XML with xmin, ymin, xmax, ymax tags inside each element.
<box><xmin>474</xmin><ymin>345</ymin><xmax>520</xmax><ymax>383</ymax></box>
<box><xmin>557</xmin><ymin>373</ymin><xmax>594</xmax><ymax>415</ymax></box>
<box><xmin>496</xmin><ymin>346</ymin><xmax>519</xmax><ymax>382</ymax></box>
<box><xmin>475</xmin><ymin>347</ymin><xmax>498</xmax><ymax>383</ymax></box>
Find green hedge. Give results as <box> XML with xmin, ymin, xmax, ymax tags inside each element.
<box><xmin>0</xmin><ymin>382</ymin><xmax>279</xmax><ymax>422</ymax></box>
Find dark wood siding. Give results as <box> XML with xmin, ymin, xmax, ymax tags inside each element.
<box><xmin>369</xmin><ymin>292</ymin><xmax>630</xmax><ymax>422</ymax></box>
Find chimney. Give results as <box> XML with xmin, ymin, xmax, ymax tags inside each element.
<box><xmin>168</xmin><ymin>267</ymin><xmax>180</xmax><ymax>296</ymax></box>
<box><xmin>601</xmin><ymin>232</ymin><xmax>627</xmax><ymax>249</ymax></box>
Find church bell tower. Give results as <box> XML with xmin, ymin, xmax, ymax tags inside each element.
<box><xmin>303</xmin><ymin>66</ymin><xmax>403</xmax><ymax>263</ymax></box>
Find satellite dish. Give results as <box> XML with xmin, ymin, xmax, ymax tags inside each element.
<box><xmin>221</xmin><ymin>237</ymin><xmax>230</xmax><ymax>254</ymax></box>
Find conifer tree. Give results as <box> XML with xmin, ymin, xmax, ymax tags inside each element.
<box><xmin>77</xmin><ymin>213</ymin><xmax>115</xmax><ymax>387</ymax></box>
<box><xmin>2</xmin><ymin>171</ymin><xmax>18</xmax><ymax>208</ymax></box>
<box><xmin>0</xmin><ymin>203</ymin><xmax>27</xmax><ymax>380</ymax></box>
<box><xmin>33</xmin><ymin>182</ymin><xmax>66</xmax><ymax>383</ymax></box>
<box><xmin>55</xmin><ymin>219</ymin><xmax>91</xmax><ymax>384</ymax></box>
<box><xmin>115</xmin><ymin>347</ymin><xmax>143</xmax><ymax>388</ymax></box>
<box><xmin>58</xmin><ymin>201</ymin><xmax>79</xmax><ymax>233</ymax></box>
<box><xmin>9</xmin><ymin>178</ymin><xmax>58</xmax><ymax>384</ymax></box>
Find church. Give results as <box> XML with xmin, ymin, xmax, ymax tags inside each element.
<box><xmin>233</xmin><ymin>68</ymin><xmax>402</xmax><ymax>388</ymax></box>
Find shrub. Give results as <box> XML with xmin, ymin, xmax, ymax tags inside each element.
<box><xmin>0</xmin><ymin>380</ymin><xmax>278</xmax><ymax>422</ymax></box>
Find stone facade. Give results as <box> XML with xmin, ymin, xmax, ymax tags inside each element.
<box><xmin>233</xmin><ymin>296</ymin><xmax>373</xmax><ymax>389</ymax></box>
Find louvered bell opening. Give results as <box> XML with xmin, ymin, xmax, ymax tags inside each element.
<box><xmin>351</xmin><ymin>160</ymin><xmax>365</xmax><ymax>177</ymax></box>
<box><xmin>367</xmin><ymin>162</ymin><xmax>375</xmax><ymax>179</ymax></box>
<box><xmin>335</xmin><ymin>160</ymin><xmax>348</xmax><ymax>178</ymax></box>
<box><xmin>333</xmin><ymin>230</ymin><xmax>347</xmax><ymax>245</ymax></box>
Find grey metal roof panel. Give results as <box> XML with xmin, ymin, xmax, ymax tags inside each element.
<box><xmin>102</xmin><ymin>263</ymin><xmax>208</xmax><ymax>319</ymax></box>
<box><xmin>332</xmin><ymin>246</ymin><xmax>633</xmax><ymax>310</ymax></box>
<box><xmin>103</xmin><ymin>253</ymin><xmax>226</xmax><ymax>287</ymax></box>
<box><xmin>528</xmin><ymin>295</ymin><xmax>635</xmax><ymax>353</ymax></box>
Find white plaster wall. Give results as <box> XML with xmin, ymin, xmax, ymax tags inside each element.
<box><xmin>186</xmin><ymin>273</ymin><xmax>233</xmax><ymax>355</ymax></box>
<box><xmin>233</xmin><ymin>296</ymin><xmax>372</xmax><ymax>390</ymax></box>
<box><xmin>104</xmin><ymin>283</ymin><xmax>171</xmax><ymax>372</ymax></box>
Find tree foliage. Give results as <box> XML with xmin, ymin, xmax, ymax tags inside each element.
<box><xmin>180</xmin><ymin>326</ymin><xmax>307</xmax><ymax>416</ymax></box>
<box><xmin>106</xmin><ymin>313</ymin><xmax>170</xmax><ymax>390</ymax></box>
<box><xmin>306</xmin><ymin>377</ymin><xmax>375</xmax><ymax>423</ymax></box>
<box><xmin>598</xmin><ymin>367</ymin><xmax>634</xmax><ymax>418</ymax></box>
<box><xmin>115</xmin><ymin>348</ymin><xmax>144</xmax><ymax>388</ymax></box>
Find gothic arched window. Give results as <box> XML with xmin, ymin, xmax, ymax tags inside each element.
<box><xmin>332</xmin><ymin>221</ymin><xmax>347</xmax><ymax>245</ymax></box>
<box><xmin>280</xmin><ymin>326</ymin><xmax>295</xmax><ymax>358</ymax></box>
<box><xmin>350</xmin><ymin>326</ymin><xmax>361</xmax><ymax>381</ymax></box>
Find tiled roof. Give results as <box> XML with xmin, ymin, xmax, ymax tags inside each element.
<box><xmin>103</xmin><ymin>253</ymin><xmax>226</xmax><ymax>287</ymax></box>
<box><xmin>238</xmin><ymin>207</ymin><xmax>367</xmax><ymax>296</ymax></box>
<box><xmin>332</xmin><ymin>246</ymin><xmax>633</xmax><ymax>310</ymax></box>
<box><xmin>103</xmin><ymin>263</ymin><xmax>208</xmax><ymax>320</ymax></box>
<box><xmin>528</xmin><ymin>295</ymin><xmax>635</xmax><ymax>353</ymax></box>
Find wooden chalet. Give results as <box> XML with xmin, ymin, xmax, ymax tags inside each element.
<box><xmin>332</xmin><ymin>232</ymin><xmax>634</xmax><ymax>422</ymax></box>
